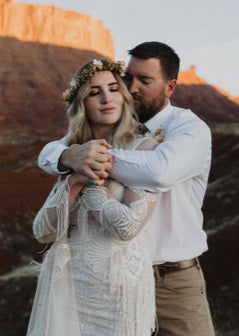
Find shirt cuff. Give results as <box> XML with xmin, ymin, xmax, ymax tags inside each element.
<box><xmin>41</xmin><ymin>144</ymin><xmax>70</xmax><ymax>175</ymax></box>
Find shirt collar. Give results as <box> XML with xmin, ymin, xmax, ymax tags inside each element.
<box><xmin>145</xmin><ymin>101</ymin><xmax>173</xmax><ymax>133</ymax></box>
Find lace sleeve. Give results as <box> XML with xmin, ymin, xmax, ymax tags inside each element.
<box><xmin>33</xmin><ymin>177</ymin><xmax>70</xmax><ymax>244</ymax></box>
<box><xmin>81</xmin><ymin>185</ymin><xmax>159</xmax><ymax>241</ymax></box>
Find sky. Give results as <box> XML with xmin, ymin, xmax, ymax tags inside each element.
<box><xmin>18</xmin><ymin>0</ymin><xmax>239</xmax><ymax>96</ymax></box>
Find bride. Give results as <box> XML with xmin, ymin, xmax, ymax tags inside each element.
<box><xmin>27</xmin><ymin>59</ymin><xmax>161</xmax><ymax>336</ymax></box>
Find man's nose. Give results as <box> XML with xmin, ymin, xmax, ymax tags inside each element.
<box><xmin>129</xmin><ymin>78</ymin><xmax>139</xmax><ymax>94</ymax></box>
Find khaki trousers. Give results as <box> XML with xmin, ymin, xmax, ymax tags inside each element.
<box><xmin>152</xmin><ymin>262</ymin><xmax>215</xmax><ymax>336</ymax></box>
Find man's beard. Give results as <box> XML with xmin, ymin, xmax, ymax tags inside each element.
<box><xmin>133</xmin><ymin>94</ymin><xmax>166</xmax><ymax>123</ymax></box>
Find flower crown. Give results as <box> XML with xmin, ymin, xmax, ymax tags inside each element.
<box><xmin>62</xmin><ymin>59</ymin><xmax>126</xmax><ymax>107</ymax></box>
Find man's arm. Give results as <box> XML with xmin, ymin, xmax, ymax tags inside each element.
<box><xmin>110</xmin><ymin>121</ymin><xmax>211</xmax><ymax>192</ymax></box>
<box><xmin>38</xmin><ymin>137</ymin><xmax>112</xmax><ymax>185</ymax></box>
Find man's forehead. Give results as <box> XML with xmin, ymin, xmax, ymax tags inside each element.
<box><xmin>127</xmin><ymin>57</ymin><xmax>161</xmax><ymax>76</ymax></box>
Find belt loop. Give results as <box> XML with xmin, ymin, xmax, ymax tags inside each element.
<box><xmin>153</xmin><ymin>265</ymin><xmax>161</xmax><ymax>281</ymax></box>
<box><xmin>195</xmin><ymin>257</ymin><xmax>201</xmax><ymax>270</ymax></box>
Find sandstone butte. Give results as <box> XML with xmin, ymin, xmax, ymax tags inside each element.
<box><xmin>0</xmin><ymin>0</ymin><xmax>238</xmax><ymax>130</ymax></box>
<box><xmin>0</xmin><ymin>0</ymin><xmax>115</xmax><ymax>59</ymax></box>
<box><xmin>178</xmin><ymin>65</ymin><xmax>239</xmax><ymax>105</ymax></box>
<box><xmin>0</xmin><ymin>0</ymin><xmax>238</xmax><ymax>107</ymax></box>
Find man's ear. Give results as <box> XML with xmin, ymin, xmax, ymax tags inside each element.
<box><xmin>165</xmin><ymin>79</ymin><xmax>177</xmax><ymax>98</ymax></box>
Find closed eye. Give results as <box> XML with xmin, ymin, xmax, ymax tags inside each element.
<box><xmin>139</xmin><ymin>77</ymin><xmax>152</xmax><ymax>85</ymax></box>
<box><xmin>109</xmin><ymin>83</ymin><xmax>119</xmax><ymax>92</ymax></box>
<box><xmin>89</xmin><ymin>89</ymin><xmax>100</xmax><ymax>96</ymax></box>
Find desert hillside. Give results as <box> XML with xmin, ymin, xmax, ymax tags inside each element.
<box><xmin>0</xmin><ymin>1</ymin><xmax>238</xmax><ymax>131</ymax></box>
<box><xmin>172</xmin><ymin>65</ymin><xmax>239</xmax><ymax>123</ymax></box>
<box><xmin>1</xmin><ymin>38</ymin><xmax>239</xmax><ymax>131</ymax></box>
<box><xmin>178</xmin><ymin>65</ymin><xmax>239</xmax><ymax>105</ymax></box>
<box><xmin>0</xmin><ymin>37</ymin><xmax>111</xmax><ymax>129</ymax></box>
<box><xmin>0</xmin><ymin>0</ymin><xmax>115</xmax><ymax>130</ymax></box>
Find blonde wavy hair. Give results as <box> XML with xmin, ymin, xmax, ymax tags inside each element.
<box><xmin>65</xmin><ymin>72</ymin><xmax>138</xmax><ymax>149</ymax></box>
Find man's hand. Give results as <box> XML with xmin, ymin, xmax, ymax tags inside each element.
<box><xmin>58</xmin><ymin>139</ymin><xmax>112</xmax><ymax>185</ymax></box>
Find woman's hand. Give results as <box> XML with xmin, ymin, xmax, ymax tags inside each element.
<box><xmin>68</xmin><ymin>173</ymin><xmax>84</xmax><ymax>201</ymax></box>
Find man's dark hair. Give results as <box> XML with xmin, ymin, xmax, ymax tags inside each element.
<box><xmin>128</xmin><ymin>41</ymin><xmax>180</xmax><ymax>80</ymax></box>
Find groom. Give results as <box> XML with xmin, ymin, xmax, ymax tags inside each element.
<box><xmin>38</xmin><ymin>41</ymin><xmax>215</xmax><ymax>336</ymax></box>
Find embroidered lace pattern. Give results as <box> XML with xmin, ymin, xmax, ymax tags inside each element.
<box><xmin>33</xmin><ymin>177</ymin><xmax>70</xmax><ymax>242</ymax></box>
<box><xmin>81</xmin><ymin>185</ymin><xmax>158</xmax><ymax>241</ymax></box>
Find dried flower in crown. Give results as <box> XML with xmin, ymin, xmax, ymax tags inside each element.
<box><xmin>93</xmin><ymin>59</ymin><xmax>103</xmax><ymax>69</ymax></box>
<box><xmin>62</xmin><ymin>59</ymin><xmax>127</xmax><ymax>107</ymax></box>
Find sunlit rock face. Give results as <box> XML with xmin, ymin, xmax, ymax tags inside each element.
<box><xmin>0</xmin><ymin>0</ymin><xmax>115</xmax><ymax>58</ymax></box>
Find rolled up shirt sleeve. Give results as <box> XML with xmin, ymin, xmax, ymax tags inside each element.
<box><xmin>38</xmin><ymin>137</ymin><xmax>70</xmax><ymax>175</ymax></box>
<box><xmin>110</xmin><ymin>120</ymin><xmax>211</xmax><ymax>192</ymax></box>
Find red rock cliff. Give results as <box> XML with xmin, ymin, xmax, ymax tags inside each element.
<box><xmin>0</xmin><ymin>0</ymin><xmax>115</xmax><ymax>59</ymax></box>
<box><xmin>172</xmin><ymin>65</ymin><xmax>239</xmax><ymax>122</ymax></box>
<box><xmin>178</xmin><ymin>65</ymin><xmax>239</xmax><ymax>105</ymax></box>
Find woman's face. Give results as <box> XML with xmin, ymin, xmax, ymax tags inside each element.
<box><xmin>84</xmin><ymin>71</ymin><xmax>124</xmax><ymax>133</ymax></box>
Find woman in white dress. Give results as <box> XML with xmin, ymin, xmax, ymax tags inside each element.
<box><xmin>27</xmin><ymin>60</ymin><xmax>161</xmax><ymax>336</ymax></box>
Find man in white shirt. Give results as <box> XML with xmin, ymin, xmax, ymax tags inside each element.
<box><xmin>38</xmin><ymin>42</ymin><xmax>214</xmax><ymax>335</ymax></box>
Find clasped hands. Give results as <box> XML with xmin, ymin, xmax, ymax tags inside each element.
<box><xmin>59</xmin><ymin>139</ymin><xmax>112</xmax><ymax>193</ymax></box>
<box><xmin>61</xmin><ymin>133</ymin><xmax>164</xmax><ymax>198</ymax></box>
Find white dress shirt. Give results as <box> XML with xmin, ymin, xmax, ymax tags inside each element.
<box><xmin>38</xmin><ymin>101</ymin><xmax>211</xmax><ymax>264</ymax></box>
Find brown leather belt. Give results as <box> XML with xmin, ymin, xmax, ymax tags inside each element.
<box><xmin>153</xmin><ymin>258</ymin><xmax>198</xmax><ymax>278</ymax></box>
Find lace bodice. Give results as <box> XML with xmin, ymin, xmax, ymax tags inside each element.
<box><xmin>33</xmin><ymin>178</ymin><xmax>158</xmax><ymax>243</ymax></box>
<box><xmin>81</xmin><ymin>184</ymin><xmax>158</xmax><ymax>241</ymax></box>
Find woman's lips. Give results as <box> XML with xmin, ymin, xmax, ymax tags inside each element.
<box><xmin>100</xmin><ymin>107</ymin><xmax>116</xmax><ymax>113</ymax></box>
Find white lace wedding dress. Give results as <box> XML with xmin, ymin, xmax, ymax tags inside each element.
<box><xmin>27</xmin><ymin>139</ymin><xmax>159</xmax><ymax>336</ymax></box>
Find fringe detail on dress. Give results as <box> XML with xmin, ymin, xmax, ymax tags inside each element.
<box><xmin>51</xmin><ymin>242</ymin><xmax>71</xmax><ymax>281</ymax></box>
<box><xmin>113</xmin><ymin>261</ymin><xmax>155</xmax><ymax>336</ymax></box>
<box><xmin>27</xmin><ymin>237</ymin><xmax>81</xmax><ymax>336</ymax></box>
<box><xmin>56</xmin><ymin>180</ymin><xmax>70</xmax><ymax>241</ymax></box>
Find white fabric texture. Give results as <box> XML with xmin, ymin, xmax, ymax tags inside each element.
<box><xmin>38</xmin><ymin>102</ymin><xmax>212</xmax><ymax>265</ymax></box>
<box><xmin>38</xmin><ymin>138</ymin><xmax>70</xmax><ymax>175</ymax></box>
<box><xmin>28</xmin><ymin>139</ymin><xmax>159</xmax><ymax>336</ymax></box>
<box><xmin>110</xmin><ymin>102</ymin><xmax>212</xmax><ymax>264</ymax></box>
<box><xmin>27</xmin><ymin>177</ymin><xmax>82</xmax><ymax>336</ymax></box>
